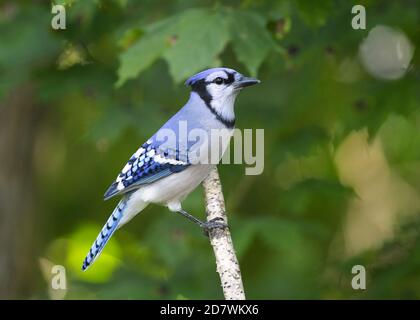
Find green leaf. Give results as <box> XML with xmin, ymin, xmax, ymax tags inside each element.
<box><xmin>117</xmin><ymin>9</ymin><xmax>278</xmax><ymax>86</ymax></box>
<box><xmin>379</xmin><ymin>114</ymin><xmax>420</xmax><ymax>165</ymax></box>
<box><xmin>116</xmin><ymin>15</ymin><xmax>180</xmax><ymax>87</ymax></box>
<box><xmin>163</xmin><ymin>10</ymin><xmax>230</xmax><ymax>82</ymax></box>
<box><xmin>295</xmin><ymin>0</ymin><xmax>333</xmax><ymax>27</ymax></box>
<box><xmin>116</xmin><ymin>34</ymin><xmax>166</xmax><ymax>87</ymax></box>
<box><xmin>379</xmin><ymin>113</ymin><xmax>420</xmax><ymax>188</ymax></box>
<box><xmin>229</xmin><ymin>11</ymin><xmax>277</xmax><ymax>76</ymax></box>
<box><xmin>117</xmin><ymin>9</ymin><xmax>231</xmax><ymax>86</ymax></box>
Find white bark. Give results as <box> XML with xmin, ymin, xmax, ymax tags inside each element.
<box><xmin>202</xmin><ymin>167</ymin><xmax>245</xmax><ymax>300</ymax></box>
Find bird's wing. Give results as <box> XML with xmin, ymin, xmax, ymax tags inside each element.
<box><xmin>103</xmin><ymin>139</ymin><xmax>190</xmax><ymax>200</ymax></box>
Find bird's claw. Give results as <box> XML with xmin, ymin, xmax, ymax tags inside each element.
<box><xmin>201</xmin><ymin>217</ymin><xmax>228</xmax><ymax>236</ymax></box>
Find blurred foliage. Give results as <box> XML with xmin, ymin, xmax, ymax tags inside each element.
<box><xmin>0</xmin><ymin>0</ymin><xmax>419</xmax><ymax>299</ymax></box>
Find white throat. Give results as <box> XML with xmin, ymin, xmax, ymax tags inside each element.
<box><xmin>210</xmin><ymin>93</ymin><xmax>238</xmax><ymax>123</ymax></box>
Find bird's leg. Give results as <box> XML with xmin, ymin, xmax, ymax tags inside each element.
<box><xmin>176</xmin><ymin>209</ymin><xmax>204</xmax><ymax>226</ymax></box>
<box><xmin>176</xmin><ymin>209</ymin><xmax>227</xmax><ymax>235</ymax></box>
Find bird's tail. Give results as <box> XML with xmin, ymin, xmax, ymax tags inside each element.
<box><xmin>81</xmin><ymin>199</ymin><xmax>127</xmax><ymax>271</ymax></box>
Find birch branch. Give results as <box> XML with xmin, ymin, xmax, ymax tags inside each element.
<box><xmin>202</xmin><ymin>166</ymin><xmax>245</xmax><ymax>300</ymax></box>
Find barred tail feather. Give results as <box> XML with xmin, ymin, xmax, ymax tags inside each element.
<box><xmin>81</xmin><ymin>199</ymin><xmax>126</xmax><ymax>271</ymax></box>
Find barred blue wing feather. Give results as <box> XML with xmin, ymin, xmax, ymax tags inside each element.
<box><xmin>82</xmin><ymin>199</ymin><xmax>126</xmax><ymax>271</ymax></box>
<box><xmin>103</xmin><ymin>140</ymin><xmax>190</xmax><ymax>200</ymax></box>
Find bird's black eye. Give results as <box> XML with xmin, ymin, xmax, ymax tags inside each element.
<box><xmin>214</xmin><ymin>77</ymin><xmax>224</xmax><ymax>85</ymax></box>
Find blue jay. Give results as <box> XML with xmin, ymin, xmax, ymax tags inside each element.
<box><xmin>82</xmin><ymin>67</ymin><xmax>260</xmax><ymax>271</ymax></box>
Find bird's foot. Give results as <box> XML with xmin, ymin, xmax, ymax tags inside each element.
<box><xmin>201</xmin><ymin>217</ymin><xmax>228</xmax><ymax>236</ymax></box>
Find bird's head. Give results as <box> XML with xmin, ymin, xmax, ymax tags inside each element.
<box><xmin>185</xmin><ymin>67</ymin><xmax>260</xmax><ymax>126</ymax></box>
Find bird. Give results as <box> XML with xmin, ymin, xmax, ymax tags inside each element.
<box><xmin>82</xmin><ymin>67</ymin><xmax>260</xmax><ymax>271</ymax></box>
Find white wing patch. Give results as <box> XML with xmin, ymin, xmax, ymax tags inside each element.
<box><xmin>133</xmin><ymin>147</ymin><xmax>145</xmax><ymax>158</ymax></box>
<box><xmin>153</xmin><ymin>154</ymin><xmax>186</xmax><ymax>165</ymax></box>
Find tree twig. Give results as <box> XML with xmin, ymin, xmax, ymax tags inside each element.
<box><xmin>202</xmin><ymin>167</ymin><xmax>245</xmax><ymax>300</ymax></box>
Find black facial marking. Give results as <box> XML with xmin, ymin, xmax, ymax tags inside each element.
<box><xmin>209</xmin><ymin>71</ymin><xmax>234</xmax><ymax>85</ymax></box>
<box><xmin>190</xmin><ymin>77</ymin><xmax>235</xmax><ymax>128</ymax></box>
<box><xmin>225</xmin><ymin>72</ymin><xmax>235</xmax><ymax>84</ymax></box>
<box><xmin>191</xmin><ymin>79</ymin><xmax>211</xmax><ymax>106</ymax></box>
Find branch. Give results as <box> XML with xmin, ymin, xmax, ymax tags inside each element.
<box><xmin>202</xmin><ymin>167</ymin><xmax>245</xmax><ymax>300</ymax></box>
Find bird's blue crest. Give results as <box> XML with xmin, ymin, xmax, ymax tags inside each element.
<box><xmin>185</xmin><ymin>67</ymin><xmax>237</xmax><ymax>86</ymax></box>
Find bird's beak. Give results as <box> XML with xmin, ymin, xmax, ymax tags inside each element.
<box><xmin>235</xmin><ymin>77</ymin><xmax>261</xmax><ymax>88</ymax></box>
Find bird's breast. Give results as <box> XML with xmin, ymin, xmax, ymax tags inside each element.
<box><xmin>137</xmin><ymin>164</ymin><xmax>214</xmax><ymax>205</ymax></box>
